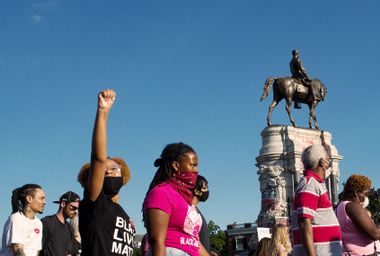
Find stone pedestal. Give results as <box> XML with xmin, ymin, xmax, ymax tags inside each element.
<box><xmin>255</xmin><ymin>125</ymin><xmax>342</xmax><ymax>227</ymax></box>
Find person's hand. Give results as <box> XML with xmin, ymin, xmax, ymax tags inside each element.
<box><xmin>129</xmin><ymin>219</ymin><xmax>136</xmax><ymax>231</ymax></box>
<box><xmin>98</xmin><ymin>89</ymin><xmax>116</xmax><ymax>111</ymax></box>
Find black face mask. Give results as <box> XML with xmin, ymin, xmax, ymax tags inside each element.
<box><xmin>197</xmin><ymin>191</ymin><xmax>209</xmax><ymax>202</ymax></box>
<box><xmin>103</xmin><ymin>176</ymin><xmax>123</xmax><ymax>198</ymax></box>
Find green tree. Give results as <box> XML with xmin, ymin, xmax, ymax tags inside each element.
<box><xmin>368</xmin><ymin>187</ymin><xmax>380</xmax><ymax>224</ymax></box>
<box><xmin>208</xmin><ymin>220</ymin><xmax>227</xmax><ymax>256</ymax></box>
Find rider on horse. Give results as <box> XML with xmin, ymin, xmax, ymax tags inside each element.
<box><xmin>289</xmin><ymin>49</ymin><xmax>313</xmax><ymax>109</ymax></box>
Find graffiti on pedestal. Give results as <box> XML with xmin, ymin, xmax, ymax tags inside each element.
<box><xmin>257</xmin><ymin>165</ymin><xmax>288</xmax><ymax>227</ymax></box>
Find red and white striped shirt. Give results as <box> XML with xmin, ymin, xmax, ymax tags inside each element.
<box><xmin>292</xmin><ymin>170</ymin><xmax>342</xmax><ymax>256</ymax></box>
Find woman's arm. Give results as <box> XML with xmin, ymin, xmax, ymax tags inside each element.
<box><xmin>87</xmin><ymin>89</ymin><xmax>116</xmax><ymax>201</ymax></box>
<box><xmin>346</xmin><ymin>202</ymin><xmax>380</xmax><ymax>240</ymax></box>
<box><xmin>146</xmin><ymin>209</ymin><xmax>169</xmax><ymax>256</ymax></box>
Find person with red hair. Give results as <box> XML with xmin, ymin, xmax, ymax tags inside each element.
<box><xmin>337</xmin><ymin>174</ymin><xmax>380</xmax><ymax>256</ymax></box>
<box><xmin>77</xmin><ymin>89</ymin><xmax>135</xmax><ymax>256</ymax></box>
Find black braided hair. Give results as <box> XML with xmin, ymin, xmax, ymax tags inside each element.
<box><xmin>142</xmin><ymin>142</ymin><xmax>196</xmax><ymax>224</ymax></box>
<box><xmin>146</xmin><ymin>142</ymin><xmax>196</xmax><ymax>194</ymax></box>
<box><xmin>11</xmin><ymin>184</ymin><xmax>42</xmax><ymax>214</ymax></box>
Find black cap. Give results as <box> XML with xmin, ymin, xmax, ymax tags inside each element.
<box><xmin>53</xmin><ymin>191</ymin><xmax>80</xmax><ymax>204</ymax></box>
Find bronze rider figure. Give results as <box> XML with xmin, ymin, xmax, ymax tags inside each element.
<box><xmin>289</xmin><ymin>49</ymin><xmax>312</xmax><ymax>109</ymax></box>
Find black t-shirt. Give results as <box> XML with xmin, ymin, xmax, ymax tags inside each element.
<box><xmin>198</xmin><ymin>208</ymin><xmax>211</xmax><ymax>254</ymax></box>
<box><xmin>40</xmin><ymin>215</ymin><xmax>79</xmax><ymax>256</ymax></box>
<box><xmin>79</xmin><ymin>190</ymin><xmax>135</xmax><ymax>256</ymax></box>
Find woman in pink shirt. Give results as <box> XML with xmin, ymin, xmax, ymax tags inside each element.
<box><xmin>143</xmin><ymin>143</ymin><xmax>209</xmax><ymax>256</ymax></box>
<box><xmin>336</xmin><ymin>174</ymin><xmax>380</xmax><ymax>256</ymax></box>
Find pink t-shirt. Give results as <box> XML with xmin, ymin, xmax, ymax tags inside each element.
<box><xmin>144</xmin><ymin>182</ymin><xmax>202</xmax><ymax>256</ymax></box>
<box><xmin>336</xmin><ymin>201</ymin><xmax>376</xmax><ymax>256</ymax></box>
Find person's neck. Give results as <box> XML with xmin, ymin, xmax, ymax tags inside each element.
<box><xmin>111</xmin><ymin>194</ymin><xmax>119</xmax><ymax>203</ymax></box>
<box><xmin>351</xmin><ymin>196</ymin><xmax>361</xmax><ymax>204</ymax></box>
<box><xmin>343</xmin><ymin>196</ymin><xmax>360</xmax><ymax>203</ymax></box>
<box><xmin>56</xmin><ymin>210</ymin><xmax>66</xmax><ymax>224</ymax></box>
<box><xmin>23</xmin><ymin>206</ymin><xmax>36</xmax><ymax>220</ymax></box>
<box><xmin>192</xmin><ymin>197</ymin><xmax>199</xmax><ymax>206</ymax></box>
<box><xmin>314</xmin><ymin>166</ymin><xmax>325</xmax><ymax>179</ymax></box>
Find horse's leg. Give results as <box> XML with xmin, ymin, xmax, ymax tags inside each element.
<box><xmin>267</xmin><ymin>99</ymin><xmax>279</xmax><ymax>126</ymax></box>
<box><xmin>308</xmin><ymin>101</ymin><xmax>318</xmax><ymax>129</ymax></box>
<box><xmin>285</xmin><ymin>97</ymin><xmax>297</xmax><ymax>127</ymax></box>
<box><xmin>312</xmin><ymin>101</ymin><xmax>319</xmax><ymax>129</ymax></box>
<box><xmin>307</xmin><ymin>103</ymin><xmax>313</xmax><ymax>128</ymax></box>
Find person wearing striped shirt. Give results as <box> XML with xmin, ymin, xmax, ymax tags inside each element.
<box><xmin>292</xmin><ymin>144</ymin><xmax>342</xmax><ymax>256</ymax></box>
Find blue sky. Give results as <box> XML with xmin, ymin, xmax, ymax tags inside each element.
<box><xmin>1</xmin><ymin>0</ymin><xmax>380</xmax><ymax>234</ymax></box>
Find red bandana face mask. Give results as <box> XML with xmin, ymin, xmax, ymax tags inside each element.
<box><xmin>168</xmin><ymin>171</ymin><xmax>198</xmax><ymax>204</ymax></box>
<box><xmin>172</xmin><ymin>171</ymin><xmax>198</xmax><ymax>188</ymax></box>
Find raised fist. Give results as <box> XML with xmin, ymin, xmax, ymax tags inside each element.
<box><xmin>98</xmin><ymin>89</ymin><xmax>116</xmax><ymax>110</ymax></box>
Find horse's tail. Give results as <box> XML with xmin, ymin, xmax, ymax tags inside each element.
<box><xmin>260</xmin><ymin>77</ymin><xmax>276</xmax><ymax>101</ymax></box>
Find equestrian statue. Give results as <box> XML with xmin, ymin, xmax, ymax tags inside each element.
<box><xmin>260</xmin><ymin>49</ymin><xmax>327</xmax><ymax>129</ymax></box>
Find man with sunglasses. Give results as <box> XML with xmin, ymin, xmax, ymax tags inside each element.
<box><xmin>40</xmin><ymin>191</ymin><xmax>81</xmax><ymax>256</ymax></box>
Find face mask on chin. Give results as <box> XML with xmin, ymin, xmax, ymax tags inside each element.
<box><xmin>103</xmin><ymin>176</ymin><xmax>123</xmax><ymax>198</ymax></box>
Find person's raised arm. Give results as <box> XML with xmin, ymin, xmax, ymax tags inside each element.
<box><xmin>346</xmin><ymin>202</ymin><xmax>380</xmax><ymax>240</ymax></box>
<box><xmin>87</xmin><ymin>89</ymin><xmax>116</xmax><ymax>201</ymax></box>
<box><xmin>146</xmin><ymin>209</ymin><xmax>169</xmax><ymax>256</ymax></box>
<box><xmin>298</xmin><ymin>218</ymin><xmax>316</xmax><ymax>256</ymax></box>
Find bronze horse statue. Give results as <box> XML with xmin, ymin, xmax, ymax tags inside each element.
<box><xmin>260</xmin><ymin>77</ymin><xmax>327</xmax><ymax>129</ymax></box>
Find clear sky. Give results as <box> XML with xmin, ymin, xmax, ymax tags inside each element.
<box><xmin>1</xmin><ymin>0</ymin><xmax>380</xmax><ymax>234</ymax></box>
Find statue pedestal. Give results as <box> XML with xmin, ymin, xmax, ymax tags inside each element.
<box><xmin>255</xmin><ymin>125</ymin><xmax>342</xmax><ymax>227</ymax></box>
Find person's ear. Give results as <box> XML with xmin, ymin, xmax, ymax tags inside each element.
<box><xmin>172</xmin><ymin>161</ymin><xmax>180</xmax><ymax>172</ymax></box>
<box><xmin>26</xmin><ymin>195</ymin><xmax>33</xmax><ymax>203</ymax></box>
<box><xmin>194</xmin><ymin>189</ymin><xmax>202</xmax><ymax>196</ymax></box>
<box><xmin>319</xmin><ymin>158</ymin><xmax>328</xmax><ymax>168</ymax></box>
<box><xmin>60</xmin><ymin>201</ymin><xmax>66</xmax><ymax>208</ymax></box>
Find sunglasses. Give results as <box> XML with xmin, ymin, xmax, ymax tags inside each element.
<box><xmin>105</xmin><ymin>164</ymin><xmax>121</xmax><ymax>173</ymax></box>
<box><xmin>68</xmin><ymin>204</ymin><xmax>78</xmax><ymax>211</ymax></box>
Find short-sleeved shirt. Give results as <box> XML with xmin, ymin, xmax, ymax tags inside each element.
<box><xmin>79</xmin><ymin>191</ymin><xmax>135</xmax><ymax>256</ymax></box>
<box><xmin>291</xmin><ymin>170</ymin><xmax>342</xmax><ymax>256</ymax></box>
<box><xmin>40</xmin><ymin>215</ymin><xmax>79</xmax><ymax>256</ymax></box>
<box><xmin>197</xmin><ymin>209</ymin><xmax>211</xmax><ymax>254</ymax></box>
<box><xmin>0</xmin><ymin>212</ymin><xmax>42</xmax><ymax>256</ymax></box>
<box><xmin>144</xmin><ymin>182</ymin><xmax>202</xmax><ymax>256</ymax></box>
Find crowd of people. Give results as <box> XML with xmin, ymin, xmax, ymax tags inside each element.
<box><xmin>253</xmin><ymin>224</ymin><xmax>292</xmax><ymax>256</ymax></box>
<box><xmin>0</xmin><ymin>89</ymin><xmax>213</xmax><ymax>256</ymax></box>
<box><xmin>254</xmin><ymin>144</ymin><xmax>380</xmax><ymax>256</ymax></box>
<box><xmin>0</xmin><ymin>89</ymin><xmax>379</xmax><ymax>256</ymax></box>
